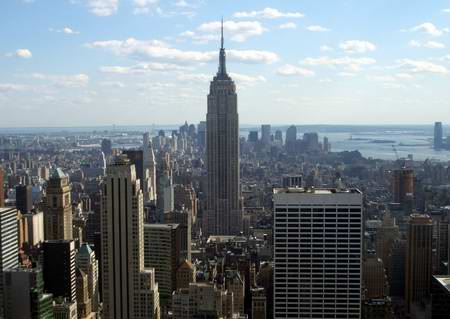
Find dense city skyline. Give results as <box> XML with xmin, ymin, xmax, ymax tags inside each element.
<box><xmin>2</xmin><ymin>0</ymin><xmax>450</xmax><ymax>126</ymax></box>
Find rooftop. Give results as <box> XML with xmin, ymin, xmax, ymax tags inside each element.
<box><xmin>273</xmin><ymin>187</ymin><xmax>362</xmax><ymax>195</ymax></box>
<box><xmin>434</xmin><ymin>275</ymin><xmax>450</xmax><ymax>294</ymax></box>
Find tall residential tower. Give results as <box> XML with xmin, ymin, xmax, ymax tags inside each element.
<box><xmin>204</xmin><ymin>21</ymin><xmax>242</xmax><ymax>236</ymax></box>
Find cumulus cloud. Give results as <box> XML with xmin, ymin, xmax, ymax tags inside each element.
<box><xmin>300</xmin><ymin>56</ymin><xmax>376</xmax><ymax>71</ymax></box>
<box><xmin>279</xmin><ymin>22</ymin><xmax>297</xmax><ymax>29</ymax></box>
<box><xmin>227</xmin><ymin>49</ymin><xmax>279</xmax><ymax>64</ymax></box>
<box><xmin>306</xmin><ymin>25</ymin><xmax>330</xmax><ymax>32</ymax></box>
<box><xmin>410</xmin><ymin>22</ymin><xmax>448</xmax><ymax>37</ymax></box>
<box><xmin>229</xmin><ymin>73</ymin><xmax>266</xmax><ymax>86</ymax></box>
<box><xmin>409</xmin><ymin>40</ymin><xmax>445</xmax><ymax>49</ymax></box>
<box><xmin>32</xmin><ymin>73</ymin><xmax>90</xmax><ymax>87</ymax></box>
<box><xmin>197</xmin><ymin>20</ymin><xmax>266</xmax><ymax>42</ymax></box>
<box><xmin>99</xmin><ymin>62</ymin><xmax>190</xmax><ymax>74</ymax></box>
<box><xmin>339</xmin><ymin>40</ymin><xmax>376</xmax><ymax>54</ymax></box>
<box><xmin>233</xmin><ymin>7</ymin><xmax>304</xmax><ymax>19</ymax></box>
<box><xmin>15</xmin><ymin>49</ymin><xmax>32</xmax><ymax>59</ymax></box>
<box><xmin>87</xmin><ymin>0</ymin><xmax>118</xmax><ymax>16</ymax></box>
<box><xmin>0</xmin><ymin>83</ymin><xmax>27</xmax><ymax>92</ymax></box>
<box><xmin>277</xmin><ymin>64</ymin><xmax>315</xmax><ymax>76</ymax></box>
<box><xmin>50</xmin><ymin>27</ymin><xmax>80</xmax><ymax>34</ymax></box>
<box><xmin>320</xmin><ymin>45</ymin><xmax>333</xmax><ymax>52</ymax></box>
<box><xmin>443</xmin><ymin>9</ymin><xmax>450</xmax><ymax>13</ymax></box>
<box><xmin>133</xmin><ymin>0</ymin><xmax>159</xmax><ymax>15</ymax></box>
<box><xmin>87</xmin><ymin>38</ymin><xmax>279</xmax><ymax>64</ymax></box>
<box><xmin>397</xmin><ymin>59</ymin><xmax>449</xmax><ymax>74</ymax></box>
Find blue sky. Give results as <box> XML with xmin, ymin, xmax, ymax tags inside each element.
<box><xmin>1</xmin><ymin>0</ymin><xmax>450</xmax><ymax>127</ymax></box>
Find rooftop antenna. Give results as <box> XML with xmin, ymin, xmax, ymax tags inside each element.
<box><xmin>221</xmin><ymin>17</ymin><xmax>224</xmax><ymax>49</ymax></box>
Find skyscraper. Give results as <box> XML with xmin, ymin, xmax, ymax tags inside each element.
<box><xmin>391</xmin><ymin>168</ymin><xmax>414</xmax><ymax>206</ymax></box>
<box><xmin>405</xmin><ymin>213</ymin><xmax>433</xmax><ymax>313</ymax></box>
<box><xmin>143</xmin><ymin>133</ymin><xmax>157</xmax><ymax>202</ymax></box>
<box><xmin>204</xmin><ymin>21</ymin><xmax>242</xmax><ymax>236</ymax></box>
<box><xmin>42</xmin><ymin>240</ymin><xmax>76</xmax><ymax>302</ymax></box>
<box><xmin>16</xmin><ymin>184</ymin><xmax>33</xmax><ymax>213</ymax></box>
<box><xmin>76</xmin><ymin>243</ymin><xmax>99</xmax><ymax>312</ymax></box>
<box><xmin>261</xmin><ymin>124</ymin><xmax>271</xmax><ymax>145</ymax></box>
<box><xmin>0</xmin><ymin>207</ymin><xmax>19</xmax><ymax>317</ymax></box>
<box><xmin>4</xmin><ymin>268</ymin><xmax>53</xmax><ymax>319</ymax></box>
<box><xmin>101</xmin><ymin>155</ymin><xmax>160</xmax><ymax>319</ymax></box>
<box><xmin>273</xmin><ymin>188</ymin><xmax>363</xmax><ymax>318</ymax></box>
<box><xmin>44</xmin><ymin>168</ymin><xmax>72</xmax><ymax>240</ymax></box>
<box><xmin>0</xmin><ymin>168</ymin><xmax>5</xmax><ymax>207</ymax></box>
<box><xmin>434</xmin><ymin>122</ymin><xmax>443</xmax><ymax>150</ymax></box>
<box><xmin>144</xmin><ymin>223</ymin><xmax>180</xmax><ymax>310</ymax></box>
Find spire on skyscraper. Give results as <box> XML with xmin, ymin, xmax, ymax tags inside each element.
<box><xmin>218</xmin><ymin>17</ymin><xmax>227</xmax><ymax>77</ymax></box>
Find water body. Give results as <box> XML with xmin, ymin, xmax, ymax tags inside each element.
<box><xmin>1</xmin><ymin>125</ymin><xmax>449</xmax><ymax>161</ymax></box>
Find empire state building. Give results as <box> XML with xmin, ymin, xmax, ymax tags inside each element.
<box><xmin>204</xmin><ymin>22</ymin><xmax>242</xmax><ymax>236</ymax></box>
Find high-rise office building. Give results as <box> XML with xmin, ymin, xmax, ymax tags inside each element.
<box><xmin>405</xmin><ymin>213</ymin><xmax>433</xmax><ymax>312</ymax></box>
<box><xmin>274</xmin><ymin>130</ymin><xmax>283</xmax><ymax>144</ymax></box>
<box><xmin>375</xmin><ymin>211</ymin><xmax>399</xmax><ymax>277</ymax></box>
<box><xmin>431</xmin><ymin>275</ymin><xmax>450</xmax><ymax>318</ymax></box>
<box><xmin>434</xmin><ymin>122</ymin><xmax>443</xmax><ymax>150</ymax></box>
<box><xmin>16</xmin><ymin>184</ymin><xmax>33</xmax><ymax>213</ymax></box>
<box><xmin>101</xmin><ymin>139</ymin><xmax>112</xmax><ymax>156</ymax></box>
<box><xmin>248</xmin><ymin>131</ymin><xmax>258</xmax><ymax>143</ymax></box>
<box><xmin>4</xmin><ymin>268</ymin><xmax>53</xmax><ymax>319</ymax></box>
<box><xmin>0</xmin><ymin>207</ymin><xmax>19</xmax><ymax>317</ymax></box>
<box><xmin>174</xmin><ymin>184</ymin><xmax>197</xmax><ymax>224</ymax></box>
<box><xmin>43</xmin><ymin>240</ymin><xmax>76</xmax><ymax>302</ymax></box>
<box><xmin>123</xmin><ymin>149</ymin><xmax>144</xmax><ymax>189</ymax></box>
<box><xmin>144</xmin><ymin>223</ymin><xmax>180</xmax><ymax>310</ymax></box>
<box><xmin>391</xmin><ymin>168</ymin><xmax>414</xmax><ymax>206</ymax></box>
<box><xmin>273</xmin><ymin>188</ymin><xmax>363</xmax><ymax>319</ymax></box>
<box><xmin>225</xmin><ymin>270</ymin><xmax>245</xmax><ymax>315</ymax></box>
<box><xmin>143</xmin><ymin>133</ymin><xmax>157</xmax><ymax>202</ymax></box>
<box><xmin>166</xmin><ymin>209</ymin><xmax>191</xmax><ymax>262</ymax></box>
<box><xmin>0</xmin><ymin>167</ymin><xmax>4</xmax><ymax>207</ymax></box>
<box><xmin>76</xmin><ymin>243</ymin><xmax>99</xmax><ymax>312</ymax></box>
<box><xmin>197</xmin><ymin>121</ymin><xmax>206</xmax><ymax>148</ymax></box>
<box><xmin>363</xmin><ymin>256</ymin><xmax>388</xmax><ymax>299</ymax></box>
<box><xmin>23</xmin><ymin>210</ymin><xmax>45</xmax><ymax>246</ymax></box>
<box><xmin>204</xmin><ymin>22</ymin><xmax>242</xmax><ymax>236</ymax></box>
<box><xmin>285</xmin><ymin>125</ymin><xmax>297</xmax><ymax>155</ymax></box>
<box><xmin>101</xmin><ymin>155</ymin><xmax>160</xmax><ymax>319</ymax></box>
<box><xmin>261</xmin><ymin>124</ymin><xmax>271</xmax><ymax>145</ymax></box>
<box><xmin>176</xmin><ymin>260</ymin><xmax>195</xmax><ymax>290</ymax></box>
<box><xmin>44</xmin><ymin>168</ymin><xmax>72</xmax><ymax>240</ymax></box>
<box><xmin>156</xmin><ymin>152</ymin><xmax>174</xmax><ymax>222</ymax></box>
<box><xmin>251</xmin><ymin>287</ymin><xmax>267</xmax><ymax>319</ymax></box>
<box><xmin>76</xmin><ymin>268</ymin><xmax>93</xmax><ymax>319</ymax></box>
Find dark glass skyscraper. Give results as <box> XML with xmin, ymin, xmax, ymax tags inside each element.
<box><xmin>434</xmin><ymin>122</ymin><xmax>443</xmax><ymax>150</ymax></box>
<box><xmin>204</xmin><ymin>22</ymin><xmax>242</xmax><ymax>236</ymax></box>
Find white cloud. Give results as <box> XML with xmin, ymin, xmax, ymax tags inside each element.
<box><xmin>229</xmin><ymin>73</ymin><xmax>266</xmax><ymax>86</ymax></box>
<box><xmin>398</xmin><ymin>59</ymin><xmax>449</xmax><ymax>74</ymax></box>
<box><xmin>233</xmin><ymin>7</ymin><xmax>304</xmax><ymax>19</ymax></box>
<box><xmin>300</xmin><ymin>56</ymin><xmax>376</xmax><ymax>71</ymax></box>
<box><xmin>133</xmin><ymin>0</ymin><xmax>159</xmax><ymax>15</ymax></box>
<box><xmin>197</xmin><ymin>20</ymin><xmax>266</xmax><ymax>42</ymax></box>
<box><xmin>279</xmin><ymin>22</ymin><xmax>297</xmax><ymax>29</ymax></box>
<box><xmin>99</xmin><ymin>62</ymin><xmax>190</xmax><ymax>74</ymax></box>
<box><xmin>63</xmin><ymin>27</ymin><xmax>79</xmax><ymax>34</ymax></box>
<box><xmin>339</xmin><ymin>40</ymin><xmax>376</xmax><ymax>54</ymax></box>
<box><xmin>32</xmin><ymin>73</ymin><xmax>90</xmax><ymax>87</ymax></box>
<box><xmin>410</xmin><ymin>22</ymin><xmax>448</xmax><ymax>37</ymax></box>
<box><xmin>87</xmin><ymin>0</ymin><xmax>118</xmax><ymax>16</ymax></box>
<box><xmin>277</xmin><ymin>64</ymin><xmax>315</xmax><ymax>76</ymax></box>
<box><xmin>320</xmin><ymin>45</ymin><xmax>333</xmax><ymax>52</ymax></box>
<box><xmin>227</xmin><ymin>49</ymin><xmax>279</xmax><ymax>64</ymax></box>
<box><xmin>443</xmin><ymin>9</ymin><xmax>450</xmax><ymax>13</ymax></box>
<box><xmin>13</xmin><ymin>49</ymin><xmax>33</xmax><ymax>59</ymax></box>
<box><xmin>0</xmin><ymin>83</ymin><xmax>27</xmax><ymax>92</ymax></box>
<box><xmin>338</xmin><ymin>72</ymin><xmax>356</xmax><ymax>77</ymax></box>
<box><xmin>100</xmin><ymin>81</ymin><xmax>125</xmax><ymax>88</ymax></box>
<box><xmin>306</xmin><ymin>25</ymin><xmax>330</xmax><ymax>32</ymax></box>
<box><xmin>50</xmin><ymin>27</ymin><xmax>80</xmax><ymax>34</ymax></box>
<box><xmin>174</xmin><ymin>0</ymin><xmax>188</xmax><ymax>7</ymax></box>
<box><xmin>409</xmin><ymin>40</ymin><xmax>445</xmax><ymax>49</ymax></box>
<box><xmin>179</xmin><ymin>31</ymin><xmax>217</xmax><ymax>44</ymax></box>
<box><xmin>87</xmin><ymin>38</ymin><xmax>279</xmax><ymax>64</ymax></box>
